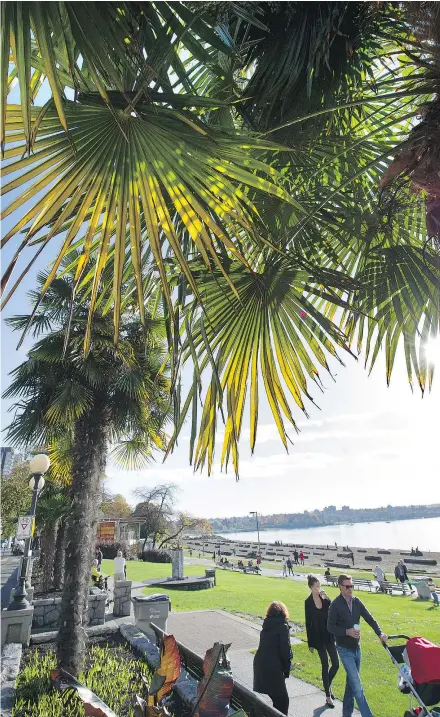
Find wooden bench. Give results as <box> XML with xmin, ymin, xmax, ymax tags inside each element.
<box><xmin>352</xmin><ymin>579</ymin><xmax>378</xmax><ymax>593</ymax></box>
<box><xmin>325</xmin><ymin>575</ymin><xmax>338</xmax><ymax>586</ymax></box>
<box><xmin>378</xmin><ymin>580</ymin><xmax>411</xmax><ymax>596</ymax></box>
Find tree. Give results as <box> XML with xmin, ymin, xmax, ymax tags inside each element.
<box><xmin>2</xmin><ymin>2</ymin><xmax>438</xmax><ymax>482</ymax></box>
<box><xmin>100</xmin><ymin>493</ymin><xmax>132</xmax><ymax>520</ymax></box>
<box><xmin>0</xmin><ymin>460</ymin><xmax>31</xmax><ymax>537</ymax></box>
<box><xmin>35</xmin><ymin>483</ymin><xmax>71</xmax><ymax>593</ymax></box>
<box><xmin>158</xmin><ymin>514</ymin><xmax>211</xmax><ymax>549</ymax></box>
<box><xmin>3</xmin><ymin>267</ymin><xmax>171</xmax><ymax>675</ymax></box>
<box><xmin>133</xmin><ymin>484</ymin><xmax>178</xmax><ymax>549</ymax></box>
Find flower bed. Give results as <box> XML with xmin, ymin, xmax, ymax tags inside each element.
<box><xmin>12</xmin><ymin>635</ymin><xmax>157</xmax><ymax>717</ymax></box>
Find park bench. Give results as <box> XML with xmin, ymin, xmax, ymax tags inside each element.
<box><xmin>378</xmin><ymin>580</ymin><xmax>411</xmax><ymax>596</ymax></box>
<box><xmin>325</xmin><ymin>575</ymin><xmax>338</xmax><ymax>586</ymax></box>
<box><xmin>242</xmin><ymin>565</ymin><xmax>261</xmax><ymax>575</ymax></box>
<box><xmin>216</xmin><ymin>562</ymin><xmax>238</xmax><ymax>571</ymax></box>
<box><xmin>352</xmin><ymin>578</ymin><xmax>378</xmax><ymax>593</ymax></box>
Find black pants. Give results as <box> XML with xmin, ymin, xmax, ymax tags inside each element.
<box><xmin>317</xmin><ymin>643</ymin><xmax>339</xmax><ymax>697</ymax></box>
<box><xmin>288</xmin><ymin>566</ymin><xmax>293</xmax><ymax>575</ymax></box>
<box><xmin>268</xmin><ymin>682</ymin><xmax>289</xmax><ymax>715</ymax></box>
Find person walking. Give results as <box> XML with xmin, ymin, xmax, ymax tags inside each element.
<box><xmin>282</xmin><ymin>558</ymin><xmax>287</xmax><ymax>577</ymax></box>
<box><xmin>286</xmin><ymin>557</ymin><xmax>293</xmax><ymax>576</ymax></box>
<box><xmin>305</xmin><ymin>575</ymin><xmax>339</xmax><ymax>708</ymax></box>
<box><xmin>293</xmin><ymin>549</ymin><xmax>299</xmax><ymax>565</ymax></box>
<box><xmin>350</xmin><ymin>552</ymin><xmax>355</xmax><ymax>566</ymax></box>
<box><xmin>327</xmin><ymin>574</ymin><xmax>388</xmax><ymax>717</ymax></box>
<box><xmin>253</xmin><ymin>601</ymin><xmax>292</xmax><ymax>715</ymax></box>
<box><xmin>113</xmin><ymin>550</ymin><xmax>126</xmax><ymax>583</ymax></box>
<box><xmin>373</xmin><ymin>564</ymin><xmax>387</xmax><ymax>593</ymax></box>
<box><xmin>96</xmin><ymin>547</ymin><xmax>103</xmax><ymax>569</ymax></box>
<box><xmin>299</xmin><ymin>551</ymin><xmax>305</xmax><ymax>566</ymax></box>
<box><xmin>212</xmin><ymin>551</ymin><xmax>216</xmax><ymax>562</ymax></box>
<box><xmin>394</xmin><ymin>560</ymin><xmax>413</xmax><ymax>592</ymax></box>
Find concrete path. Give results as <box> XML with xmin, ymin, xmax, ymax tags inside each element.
<box><xmin>165</xmin><ymin>609</ymin><xmax>359</xmax><ymax>717</ymax></box>
<box><xmin>1</xmin><ymin>556</ymin><xmax>20</xmax><ymax>608</ymax></box>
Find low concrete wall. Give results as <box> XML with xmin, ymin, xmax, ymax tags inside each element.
<box><xmin>32</xmin><ymin>593</ymin><xmax>106</xmax><ymax>630</ymax></box>
<box><xmin>0</xmin><ymin>643</ymin><xmax>23</xmax><ymax>717</ymax></box>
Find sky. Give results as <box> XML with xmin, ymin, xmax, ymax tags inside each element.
<box><xmin>2</xmin><ymin>92</ymin><xmax>440</xmax><ymax>521</ymax></box>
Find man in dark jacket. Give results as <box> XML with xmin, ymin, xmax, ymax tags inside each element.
<box><xmin>327</xmin><ymin>574</ymin><xmax>387</xmax><ymax>717</ymax></box>
<box><xmin>394</xmin><ymin>560</ymin><xmax>413</xmax><ymax>591</ymax></box>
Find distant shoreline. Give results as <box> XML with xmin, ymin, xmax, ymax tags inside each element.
<box><xmin>215</xmin><ymin>515</ymin><xmax>438</xmax><ymax>534</ymax></box>
<box><xmin>185</xmin><ymin>531</ymin><xmax>440</xmax><ymax>577</ymax></box>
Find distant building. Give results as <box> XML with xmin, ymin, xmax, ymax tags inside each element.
<box><xmin>1</xmin><ymin>447</ymin><xmax>14</xmax><ymax>477</ymax></box>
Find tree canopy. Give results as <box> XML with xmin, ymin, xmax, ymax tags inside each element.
<box><xmin>1</xmin><ymin>1</ymin><xmax>439</xmax><ymax>477</ymax></box>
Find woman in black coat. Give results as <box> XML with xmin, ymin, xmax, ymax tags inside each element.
<box><xmin>305</xmin><ymin>575</ymin><xmax>339</xmax><ymax>708</ymax></box>
<box><xmin>253</xmin><ymin>601</ymin><xmax>292</xmax><ymax>715</ymax></box>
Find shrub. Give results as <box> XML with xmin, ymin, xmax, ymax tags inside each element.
<box><xmin>138</xmin><ymin>548</ymin><xmax>172</xmax><ymax>563</ymax></box>
<box><xmin>95</xmin><ymin>541</ymin><xmax>129</xmax><ymax>559</ymax></box>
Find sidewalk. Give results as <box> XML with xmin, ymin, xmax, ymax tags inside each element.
<box><xmin>164</xmin><ymin>609</ymin><xmax>359</xmax><ymax>717</ymax></box>
<box><xmin>1</xmin><ymin>556</ymin><xmax>20</xmax><ymax>608</ymax></box>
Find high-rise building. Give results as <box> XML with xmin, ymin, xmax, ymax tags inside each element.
<box><xmin>1</xmin><ymin>447</ymin><xmax>14</xmax><ymax>477</ymax></box>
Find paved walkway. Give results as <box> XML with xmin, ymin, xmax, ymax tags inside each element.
<box><xmin>1</xmin><ymin>556</ymin><xmax>20</xmax><ymax>608</ymax></box>
<box><xmin>165</xmin><ymin>609</ymin><xmax>359</xmax><ymax>717</ymax></box>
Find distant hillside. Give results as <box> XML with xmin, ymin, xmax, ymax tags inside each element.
<box><xmin>209</xmin><ymin>503</ymin><xmax>440</xmax><ymax>533</ymax></box>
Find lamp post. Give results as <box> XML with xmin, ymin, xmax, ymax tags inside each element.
<box><xmin>8</xmin><ymin>454</ymin><xmax>50</xmax><ymax>610</ymax></box>
<box><xmin>250</xmin><ymin>511</ymin><xmax>261</xmax><ymax>559</ymax></box>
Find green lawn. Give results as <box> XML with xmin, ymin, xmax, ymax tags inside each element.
<box><xmin>181</xmin><ymin>549</ymin><xmax>389</xmax><ymax>580</ymax></box>
<box><xmin>102</xmin><ymin>560</ymin><xmax>440</xmax><ymax>717</ymax></box>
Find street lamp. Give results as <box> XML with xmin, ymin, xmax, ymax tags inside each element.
<box><xmin>8</xmin><ymin>453</ymin><xmax>50</xmax><ymax>610</ymax></box>
<box><xmin>250</xmin><ymin>511</ymin><xmax>261</xmax><ymax>560</ymax></box>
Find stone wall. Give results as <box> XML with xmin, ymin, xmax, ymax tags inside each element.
<box><xmin>32</xmin><ymin>593</ymin><xmax>106</xmax><ymax>630</ymax></box>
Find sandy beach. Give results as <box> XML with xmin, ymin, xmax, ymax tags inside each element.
<box><xmin>185</xmin><ymin>536</ymin><xmax>440</xmax><ymax>577</ymax></box>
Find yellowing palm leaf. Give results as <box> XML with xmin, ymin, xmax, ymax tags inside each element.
<box><xmin>1</xmin><ymin>100</ymin><xmax>298</xmax><ymax>352</ymax></box>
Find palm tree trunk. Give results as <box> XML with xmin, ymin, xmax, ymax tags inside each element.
<box><xmin>57</xmin><ymin>410</ymin><xmax>108</xmax><ymax>675</ymax></box>
<box><xmin>53</xmin><ymin>519</ymin><xmax>67</xmax><ymax>591</ymax></box>
<box><xmin>40</xmin><ymin>522</ymin><xmax>58</xmax><ymax>593</ymax></box>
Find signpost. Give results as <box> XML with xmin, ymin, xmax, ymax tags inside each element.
<box><xmin>16</xmin><ymin>516</ymin><xmax>35</xmax><ymax>540</ymax></box>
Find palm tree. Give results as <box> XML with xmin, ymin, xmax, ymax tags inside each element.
<box><xmin>3</xmin><ymin>264</ymin><xmax>171</xmax><ymax>674</ymax></box>
<box><xmin>35</xmin><ymin>482</ymin><xmax>71</xmax><ymax>593</ymax></box>
<box><xmin>1</xmin><ymin>2</ymin><xmax>439</xmax><ymax>466</ymax></box>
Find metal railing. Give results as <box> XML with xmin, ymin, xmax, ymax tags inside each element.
<box><xmin>150</xmin><ymin>623</ymin><xmax>285</xmax><ymax>717</ymax></box>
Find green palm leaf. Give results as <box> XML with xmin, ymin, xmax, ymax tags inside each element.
<box><xmin>1</xmin><ymin>100</ymin><xmax>297</xmax><ymax>351</ymax></box>
<box><xmin>166</xmin><ymin>257</ymin><xmax>356</xmax><ymax>475</ymax></box>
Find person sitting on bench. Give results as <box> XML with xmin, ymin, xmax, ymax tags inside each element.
<box><xmin>91</xmin><ymin>559</ymin><xmax>108</xmax><ymax>590</ymax></box>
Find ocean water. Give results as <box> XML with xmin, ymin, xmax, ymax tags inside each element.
<box><xmin>219</xmin><ymin>516</ymin><xmax>439</xmax><ymax>552</ymax></box>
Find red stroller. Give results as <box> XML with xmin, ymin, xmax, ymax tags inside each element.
<box><xmin>384</xmin><ymin>635</ymin><xmax>440</xmax><ymax>716</ymax></box>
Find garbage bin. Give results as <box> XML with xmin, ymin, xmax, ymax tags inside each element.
<box><xmin>132</xmin><ymin>594</ymin><xmax>171</xmax><ymax>638</ymax></box>
<box><xmin>205</xmin><ymin>569</ymin><xmax>216</xmax><ymax>586</ymax></box>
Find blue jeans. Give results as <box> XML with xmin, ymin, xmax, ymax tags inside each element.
<box><xmin>337</xmin><ymin>646</ymin><xmax>373</xmax><ymax>717</ymax></box>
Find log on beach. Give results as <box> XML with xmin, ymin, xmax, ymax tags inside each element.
<box><xmin>404</xmin><ymin>558</ymin><xmax>437</xmax><ymax>566</ymax></box>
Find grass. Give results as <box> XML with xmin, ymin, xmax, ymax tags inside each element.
<box><xmin>103</xmin><ymin>559</ymin><xmax>440</xmax><ymax>717</ymax></box>
<box><xmin>181</xmin><ymin>549</ymin><xmax>393</xmax><ymax>580</ymax></box>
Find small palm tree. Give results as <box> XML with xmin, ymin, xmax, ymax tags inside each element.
<box><xmin>3</xmin><ymin>266</ymin><xmax>171</xmax><ymax>674</ymax></box>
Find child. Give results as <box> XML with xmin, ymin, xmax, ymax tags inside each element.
<box><xmin>427</xmin><ymin>578</ymin><xmax>440</xmax><ymax>606</ymax></box>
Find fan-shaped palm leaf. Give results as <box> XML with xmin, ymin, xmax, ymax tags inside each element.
<box><xmin>1</xmin><ymin>100</ymin><xmax>298</xmax><ymax>351</ymax></box>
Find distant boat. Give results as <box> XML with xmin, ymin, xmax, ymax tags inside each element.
<box><xmin>386</xmin><ymin>521</ymin><xmax>391</xmax><ymax>524</ymax></box>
